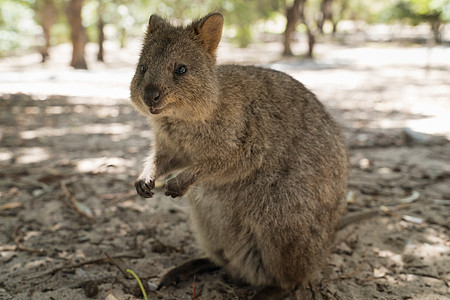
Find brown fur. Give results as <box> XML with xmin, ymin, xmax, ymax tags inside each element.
<box><xmin>129</xmin><ymin>12</ymin><xmax>348</xmax><ymax>297</ymax></box>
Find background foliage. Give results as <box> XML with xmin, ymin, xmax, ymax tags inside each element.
<box><xmin>0</xmin><ymin>0</ymin><xmax>448</xmax><ymax>58</ymax></box>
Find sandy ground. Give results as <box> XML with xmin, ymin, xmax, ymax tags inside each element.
<box><xmin>0</xmin><ymin>38</ymin><xmax>449</xmax><ymax>300</ymax></box>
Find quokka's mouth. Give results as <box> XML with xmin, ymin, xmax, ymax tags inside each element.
<box><xmin>141</xmin><ymin>95</ymin><xmax>166</xmax><ymax>115</ymax></box>
<box><xmin>149</xmin><ymin>106</ymin><xmax>162</xmax><ymax>114</ymax></box>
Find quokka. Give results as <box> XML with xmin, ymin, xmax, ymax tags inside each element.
<box><xmin>129</xmin><ymin>12</ymin><xmax>348</xmax><ymax>299</ymax></box>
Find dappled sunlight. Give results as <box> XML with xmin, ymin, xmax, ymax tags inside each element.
<box><xmin>66</xmin><ymin>96</ymin><xmax>130</xmax><ymax>106</ymax></box>
<box><xmin>286</xmin><ymin>58</ymin><xmax>450</xmax><ymax>138</ymax></box>
<box><xmin>95</xmin><ymin>106</ymin><xmax>120</xmax><ymax>118</ymax></box>
<box><xmin>405</xmin><ymin>117</ymin><xmax>450</xmax><ymax>137</ymax></box>
<box><xmin>0</xmin><ymin>41</ymin><xmax>138</xmax><ymax>99</ymax></box>
<box><xmin>0</xmin><ymin>151</ymin><xmax>13</xmax><ymax>162</ymax></box>
<box><xmin>375</xmin><ymin>225</ymin><xmax>449</xmax><ymax>264</ymax></box>
<box><xmin>75</xmin><ymin>156</ymin><xmax>135</xmax><ymax>174</ymax></box>
<box><xmin>19</xmin><ymin>123</ymin><xmax>133</xmax><ymax>139</ymax></box>
<box><xmin>376</xmin><ymin>249</ymin><xmax>404</xmax><ymax>264</ymax></box>
<box><xmin>2</xmin><ymin>41</ymin><xmax>448</xmax><ymax>141</ymax></box>
<box><xmin>0</xmin><ymin>74</ymin><xmax>132</xmax><ymax>100</ymax></box>
<box><xmin>20</xmin><ymin>127</ymin><xmax>68</xmax><ymax>139</ymax></box>
<box><xmin>404</xmin><ymin>229</ymin><xmax>450</xmax><ymax>261</ymax></box>
<box><xmin>15</xmin><ymin>147</ymin><xmax>51</xmax><ymax>164</ymax></box>
<box><xmin>78</xmin><ymin>123</ymin><xmax>133</xmax><ymax>135</ymax></box>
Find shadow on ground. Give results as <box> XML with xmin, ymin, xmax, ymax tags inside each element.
<box><xmin>0</xmin><ymin>92</ymin><xmax>448</xmax><ymax>299</ymax></box>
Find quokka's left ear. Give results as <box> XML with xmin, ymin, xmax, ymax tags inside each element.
<box><xmin>188</xmin><ymin>13</ymin><xmax>224</xmax><ymax>57</ymax></box>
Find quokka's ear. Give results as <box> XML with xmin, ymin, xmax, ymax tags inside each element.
<box><xmin>189</xmin><ymin>13</ymin><xmax>224</xmax><ymax>56</ymax></box>
<box><xmin>147</xmin><ymin>14</ymin><xmax>166</xmax><ymax>33</ymax></box>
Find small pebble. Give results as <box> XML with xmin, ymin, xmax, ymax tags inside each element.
<box><xmin>84</xmin><ymin>281</ymin><xmax>98</xmax><ymax>298</ymax></box>
<box><xmin>402</xmin><ymin>254</ymin><xmax>416</xmax><ymax>264</ymax></box>
<box><xmin>149</xmin><ymin>282</ymin><xmax>158</xmax><ymax>291</ymax></box>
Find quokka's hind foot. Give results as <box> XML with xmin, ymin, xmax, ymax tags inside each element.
<box><xmin>251</xmin><ymin>286</ymin><xmax>291</xmax><ymax>300</ymax></box>
<box><xmin>157</xmin><ymin>257</ymin><xmax>220</xmax><ymax>290</ymax></box>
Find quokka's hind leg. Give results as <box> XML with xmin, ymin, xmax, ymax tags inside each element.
<box><xmin>157</xmin><ymin>257</ymin><xmax>220</xmax><ymax>290</ymax></box>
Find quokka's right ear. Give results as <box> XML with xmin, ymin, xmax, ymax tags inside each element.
<box><xmin>147</xmin><ymin>14</ymin><xmax>166</xmax><ymax>33</ymax></box>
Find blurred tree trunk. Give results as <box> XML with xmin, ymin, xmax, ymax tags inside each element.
<box><xmin>332</xmin><ymin>0</ymin><xmax>348</xmax><ymax>35</ymax></box>
<box><xmin>67</xmin><ymin>0</ymin><xmax>87</xmax><ymax>69</ymax></box>
<box><xmin>98</xmin><ymin>18</ymin><xmax>105</xmax><ymax>61</ymax></box>
<box><xmin>97</xmin><ymin>0</ymin><xmax>105</xmax><ymax>62</ymax></box>
<box><xmin>429</xmin><ymin>15</ymin><xmax>442</xmax><ymax>44</ymax></box>
<box><xmin>331</xmin><ymin>0</ymin><xmax>349</xmax><ymax>35</ymax></box>
<box><xmin>318</xmin><ymin>0</ymin><xmax>333</xmax><ymax>33</ymax></box>
<box><xmin>306</xmin><ymin>28</ymin><xmax>315</xmax><ymax>58</ymax></box>
<box><xmin>36</xmin><ymin>0</ymin><xmax>56</xmax><ymax>62</ymax></box>
<box><xmin>283</xmin><ymin>0</ymin><xmax>303</xmax><ymax>56</ymax></box>
<box><xmin>283</xmin><ymin>0</ymin><xmax>318</xmax><ymax>58</ymax></box>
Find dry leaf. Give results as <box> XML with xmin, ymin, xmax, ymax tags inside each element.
<box><xmin>379</xmin><ymin>205</ymin><xmax>393</xmax><ymax>215</ymax></box>
<box><xmin>0</xmin><ymin>202</ymin><xmax>23</xmax><ymax>211</ymax></box>
<box><xmin>75</xmin><ymin>201</ymin><xmax>94</xmax><ymax>218</ymax></box>
<box><xmin>373</xmin><ymin>267</ymin><xmax>388</xmax><ymax>278</ymax></box>
<box><xmin>399</xmin><ymin>191</ymin><xmax>420</xmax><ymax>204</ymax></box>
<box><xmin>346</xmin><ymin>190</ymin><xmax>355</xmax><ymax>204</ymax></box>
<box><xmin>105</xmin><ymin>291</ymin><xmax>119</xmax><ymax>300</ymax></box>
<box><xmin>402</xmin><ymin>215</ymin><xmax>424</xmax><ymax>224</ymax></box>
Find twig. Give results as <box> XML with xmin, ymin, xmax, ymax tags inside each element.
<box><xmin>65</xmin><ymin>276</ymin><xmax>113</xmax><ymax>289</ymax></box>
<box><xmin>21</xmin><ymin>177</ymin><xmax>51</xmax><ymax>191</ymax></box>
<box><xmin>25</xmin><ymin>250</ymin><xmax>144</xmax><ymax>280</ymax></box>
<box><xmin>12</xmin><ymin>225</ymin><xmax>46</xmax><ymax>255</ymax></box>
<box><xmin>339</xmin><ymin>250</ymin><xmax>367</xmax><ymax>279</ymax></box>
<box><xmin>3</xmin><ymin>177</ymin><xmax>51</xmax><ymax>191</ymax></box>
<box><xmin>100</xmin><ymin>190</ymin><xmax>136</xmax><ymax>202</ymax></box>
<box><xmin>192</xmin><ymin>274</ymin><xmax>198</xmax><ymax>300</ymax></box>
<box><xmin>123</xmin><ymin>221</ymin><xmax>140</xmax><ymax>251</ymax></box>
<box><xmin>105</xmin><ymin>252</ymin><xmax>132</xmax><ymax>279</ymax></box>
<box><xmin>339</xmin><ymin>190</ymin><xmax>423</xmax><ymax>230</ymax></box>
<box><xmin>60</xmin><ymin>180</ymin><xmax>95</xmax><ymax>221</ymax></box>
<box><xmin>322</xmin><ymin>251</ymin><xmax>368</xmax><ymax>283</ymax></box>
<box><xmin>332</xmin><ymin>230</ymin><xmax>356</xmax><ymax>251</ymax></box>
<box><xmin>30</xmin><ymin>182</ymin><xmax>61</xmax><ymax>205</ymax></box>
<box><xmin>153</xmin><ymin>237</ymin><xmax>182</xmax><ymax>253</ymax></box>
<box><xmin>338</xmin><ymin>210</ymin><xmax>380</xmax><ymax>230</ymax></box>
<box><xmin>114</xmin><ymin>276</ymin><xmax>134</xmax><ymax>294</ymax></box>
<box><xmin>400</xmin><ymin>271</ymin><xmax>449</xmax><ymax>287</ymax></box>
<box><xmin>404</xmin><ymin>264</ymin><xmax>429</xmax><ymax>269</ymax></box>
<box><xmin>426</xmin><ymin>218</ymin><xmax>450</xmax><ymax>230</ymax></box>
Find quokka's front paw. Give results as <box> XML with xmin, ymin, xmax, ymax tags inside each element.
<box><xmin>134</xmin><ymin>178</ymin><xmax>155</xmax><ymax>198</ymax></box>
<box><xmin>165</xmin><ymin>178</ymin><xmax>188</xmax><ymax>198</ymax></box>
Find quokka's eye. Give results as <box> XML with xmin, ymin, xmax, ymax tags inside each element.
<box><xmin>174</xmin><ymin>64</ymin><xmax>187</xmax><ymax>75</ymax></box>
<box><xmin>139</xmin><ymin>64</ymin><xmax>146</xmax><ymax>74</ymax></box>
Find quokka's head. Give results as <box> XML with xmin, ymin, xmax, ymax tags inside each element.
<box><xmin>130</xmin><ymin>13</ymin><xmax>223</xmax><ymax>121</ymax></box>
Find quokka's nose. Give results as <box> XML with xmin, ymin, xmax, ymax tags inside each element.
<box><xmin>144</xmin><ymin>86</ymin><xmax>161</xmax><ymax>106</ymax></box>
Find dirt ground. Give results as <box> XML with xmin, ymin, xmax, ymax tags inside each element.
<box><xmin>0</xmin><ymin>39</ymin><xmax>449</xmax><ymax>300</ymax></box>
